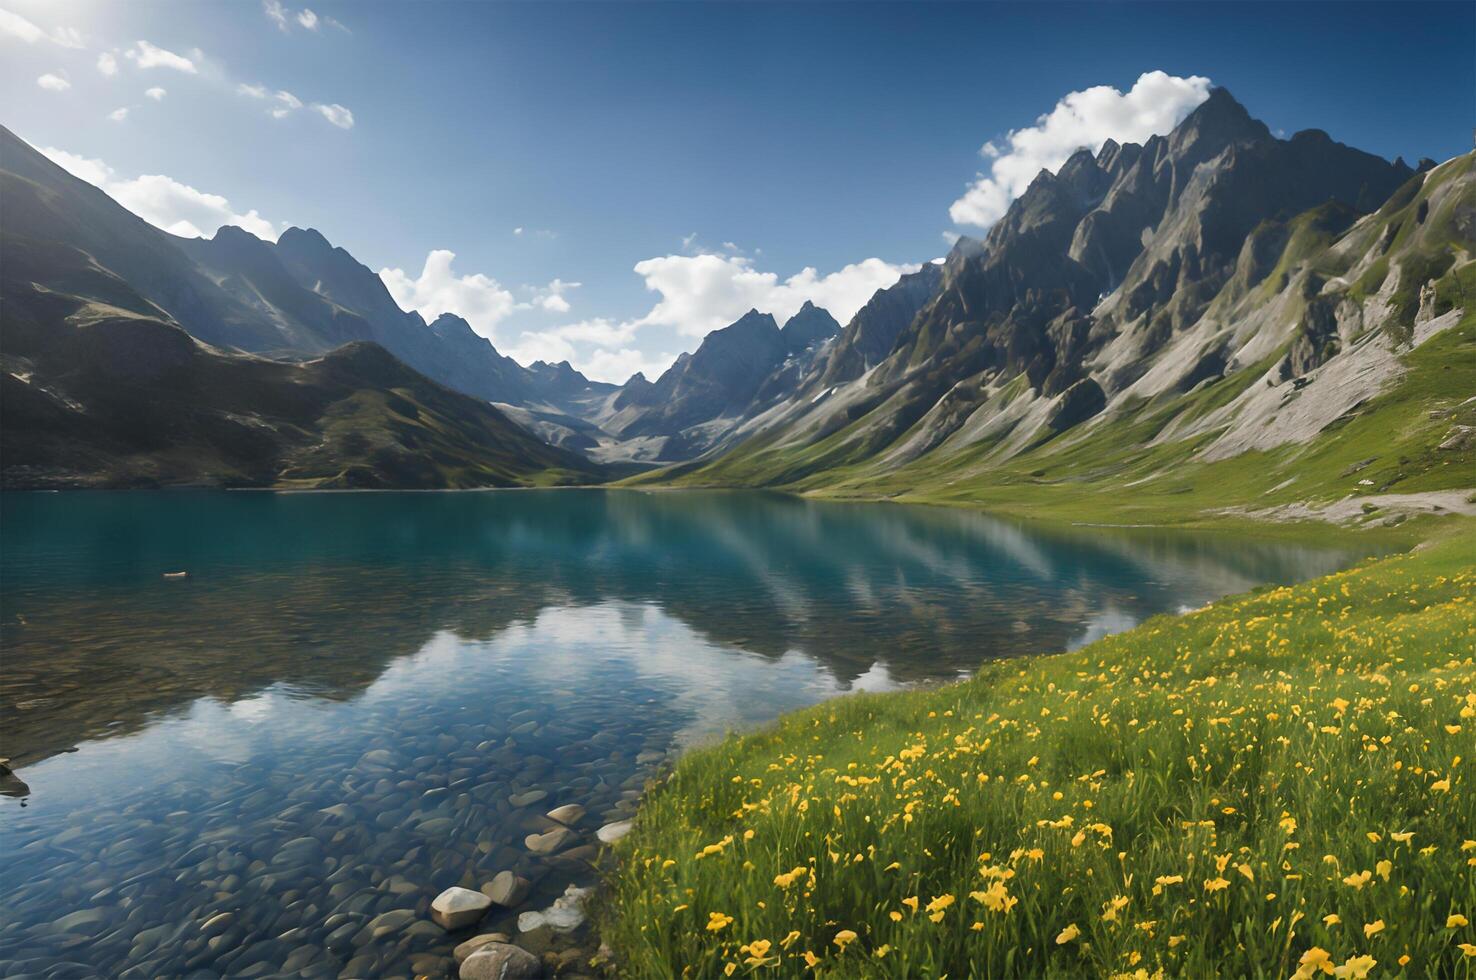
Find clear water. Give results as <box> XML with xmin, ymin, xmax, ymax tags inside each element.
<box><xmin>0</xmin><ymin>490</ymin><xmax>1377</xmax><ymax>978</ymax></box>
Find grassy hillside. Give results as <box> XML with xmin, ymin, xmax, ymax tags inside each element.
<box><xmin>636</xmin><ymin>307</ymin><xmax>1475</xmax><ymax>529</ymax></box>
<box><xmin>602</xmin><ymin>524</ymin><xmax>1476</xmax><ymax>977</ymax></box>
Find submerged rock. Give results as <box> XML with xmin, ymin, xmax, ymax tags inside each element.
<box><xmin>432</xmin><ymin>886</ymin><xmax>493</xmax><ymax>930</ymax></box>
<box><xmin>523</xmin><ymin>827</ymin><xmax>574</xmax><ymax>855</ymax></box>
<box><xmin>595</xmin><ymin>821</ymin><xmax>631</xmax><ymax>844</ymax></box>
<box><xmin>482</xmin><ymin>870</ymin><xmax>531</xmax><ymax>908</ymax></box>
<box><xmin>544</xmin><ymin>804</ymin><xmax>584</xmax><ymax>827</ymax></box>
<box><xmin>460</xmin><ymin>943</ymin><xmax>541</xmax><ymax>979</ymax></box>
<box><xmin>508</xmin><ymin>790</ymin><xmax>548</xmax><ymax>809</ymax></box>
<box><xmin>453</xmin><ymin>932</ymin><xmax>512</xmax><ymax>964</ymax></box>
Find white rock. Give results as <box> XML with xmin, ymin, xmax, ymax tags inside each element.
<box><xmin>431</xmin><ymin>886</ymin><xmax>493</xmax><ymax>931</ymax></box>
<box><xmin>596</xmin><ymin>820</ymin><xmax>632</xmax><ymax>844</ymax></box>
<box><xmin>545</xmin><ymin>803</ymin><xmax>585</xmax><ymax>826</ymax></box>
<box><xmin>517</xmin><ymin>884</ymin><xmax>591</xmax><ymax>934</ymax></box>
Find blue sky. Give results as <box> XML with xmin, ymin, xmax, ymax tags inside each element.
<box><xmin>3</xmin><ymin>1</ymin><xmax>1471</xmax><ymax>381</ymax></box>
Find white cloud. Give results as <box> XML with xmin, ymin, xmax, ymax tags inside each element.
<box><xmin>275</xmin><ymin>89</ymin><xmax>302</xmax><ymax>109</ymax></box>
<box><xmin>97</xmin><ymin>51</ymin><xmax>118</xmax><ymax>75</ymax></box>
<box><xmin>296</xmin><ymin>8</ymin><xmax>318</xmax><ymax>30</ymax></box>
<box><xmin>108</xmin><ymin>107</ymin><xmax>130</xmax><ymax>122</ymax></box>
<box><xmin>948</xmin><ymin>70</ymin><xmax>1212</xmax><ymax>229</ymax></box>
<box><xmin>313</xmin><ymin>102</ymin><xmax>353</xmax><ymax>128</ymax></box>
<box><xmin>264</xmin><ymin>0</ymin><xmax>289</xmax><ymax>31</ymax></box>
<box><xmin>581</xmin><ymin>347</ymin><xmax>676</xmax><ymax>384</ymax></box>
<box><xmin>236</xmin><ymin>82</ymin><xmax>268</xmax><ymax>98</ymax></box>
<box><xmin>513</xmin><ymin>227</ymin><xmax>524</xmax><ymax>236</ymax></box>
<box><xmin>145</xmin><ymin>86</ymin><xmax>167</xmax><ymax>101</ymax></box>
<box><xmin>0</xmin><ymin>7</ymin><xmax>43</xmax><ymax>43</ymax></box>
<box><xmin>631</xmin><ymin>251</ymin><xmax>918</xmax><ymax>338</ymax></box>
<box><xmin>127</xmin><ymin>40</ymin><xmax>198</xmax><ymax>73</ymax></box>
<box><xmin>36</xmin><ymin>72</ymin><xmax>70</xmax><ymax>92</ymax></box>
<box><xmin>530</xmin><ymin>278</ymin><xmax>580</xmax><ymax>313</ymax></box>
<box><xmin>39</xmin><ymin>146</ymin><xmax>282</xmax><ymax>241</ymax></box>
<box><xmin>502</xmin><ymin>323</ymin><xmax>673</xmax><ymax>383</ymax></box>
<box><xmin>379</xmin><ymin>251</ymin><xmax>517</xmax><ymax>342</ymax></box>
<box><xmin>0</xmin><ymin>8</ymin><xmax>82</xmax><ymax>47</ymax></box>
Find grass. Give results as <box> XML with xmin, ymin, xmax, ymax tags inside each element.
<box><xmin>601</xmin><ymin>524</ymin><xmax>1476</xmax><ymax>978</ymax></box>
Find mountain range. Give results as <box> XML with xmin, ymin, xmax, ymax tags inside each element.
<box><xmin>2</xmin><ymin>90</ymin><xmax>1471</xmax><ymax>511</ymax></box>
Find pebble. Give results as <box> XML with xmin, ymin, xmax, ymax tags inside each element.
<box><xmin>523</xmin><ymin>828</ymin><xmax>574</xmax><ymax>855</ymax></box>
<box><xmin>482</xmin><ymin>870</ymin><xmax>531</xmax><ymax>908</ymax></box>
<box><xmin>431</xmin><ymin>887</ymin><xmax>493</xmax><ymax>931</ymax></box>
<box><xmin>545</xmin><ymin>804</ymin><xmax>584</xmax><ymax>827</ymax></box>
<box><xmin>508</xmin><ymin>790</ymin><xmax>548</xmax><ymax>809</ymax></box>
<box><xmin>453</xmin><ymin>933</ymin><xmax>512</xmax><ymax>964</ymax></box>
<box><xmin>459</xmin><ymin>942</ymin><xmax>541</xmax><ymax>980</ymax></box>
<box><xmin>595</xmin><ymin>821</ymin><xmax>631</xmax><ymax>845</ymax></box>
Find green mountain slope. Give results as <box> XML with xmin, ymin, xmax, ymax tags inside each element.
<box><xmin>635</xmin><ymin>132</ymin><xmax>1475</xmax><ymax>529</ymax></box>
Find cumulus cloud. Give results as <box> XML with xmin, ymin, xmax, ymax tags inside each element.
<box><xmin>36</xmin><ymin>72</ymin><xmax>70</xmax><ymax>92</ymax></box>
<box><xmin>949</xmin><ymin>70</ymin><xmax>1212</xmax><ymax>229</ymax></box>
<box><xmin>502</xmin><ymin>324</ymin><xmax>673</xmax><ymax>384</ymax></box>
<box><xmin>40</xmin><ymin>146</ymin><xmax>282</xmax><ymax>241</ymax></box>
<box><xmin>127</xmin><ymin>40</ymin><xmax>197</xmax><ymax>73</ymax></box>
<box><xmin>108</xmin><ymin>107</ymin><xmax>130</xmax><ymax>122</ymax></box>
<box><xmin>296</xmin><ymin>8</ymin><xmax>318</xmax><ymax>30</ymax></box>
<box><xmin>499</xmin><ymin>247</ymin><xmax>915</xmax><ymax>382</ymax></box>
<box><xmin>631</xmin><ymin>252</ymin><xmax>918</xmax><ymax>338</ymax></box>
<box><xmin>97</xmin><ymin>51</ymin><xmax>118</xmax><ymax>75</ymax></box>
<box><xmin>145</xmin><ymin>86</ymin><xmax>167</xmax><ymax>101</ymax></box>
<box><xmin>379</xmin><ymin>251</ymin><xmax>518</xmax><ymax>341</ymax></box>
<box><xmin>312</xmin><ymin>102</ymin><xmax>354</xmax><ymax>129</ymax></box>
<box><xmin>0</xmin><ymin>8</ymin><xmax>83</xmax><ymax>47</ymax></box>
<box><xmin>531</xmin><ymin>278</ymin><xmax>580</xmax><ymax>313</ymax></box>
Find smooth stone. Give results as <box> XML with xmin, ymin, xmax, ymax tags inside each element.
<box><xmin>200</xmin><ymin>912</ymin><xmax>235</xmax><ymax>936</ymax></box>
<box><xmin>432</xmin><ymin>887</ymin><xmax>493</xmax><ymax>931</ymax></box>
<box><xmin>544</xmin><ymin>804</ymin><xmax>584</xmax><ymax>827</ymax></box>
<box><xmin>523</xmin><ymin>828</ymin><xmax>574</xmax><ymax>855</ymax></box>
<box><xmin>482</xmin><ymin>871</ymin><xmax>531</xmax><ymax>908</ymax></box>
<box><xmin>595</xmin><ymin>821</ymin><xmax>632</xmax><ymax>845</ymax></box>
<box><xmin>453</xmin><ymin>933</ymin><xmax>512</xmax><ymax>964</ymax></box>
<box><xmin>508</xmin><ymin>791</ymin><xmax>548</xmax><ymax>809</ymax></box>
<box><xmin>460</xmin><ymin>943</ymin><xmax>540</xmax><ymax>980</ymax></box>
<box><xmin>367</xmin><ymin>908</ymin><xmax>416</xmax><ymax>940</ymax></box>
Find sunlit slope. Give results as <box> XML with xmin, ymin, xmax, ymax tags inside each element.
<box><xmin>602</xmin><ymin>525</ymin><xmax>1476</xmax><ymax>977</ymax></box>
<box><xmin>637</xmin><ymin>156</ymin><xmax>1474</xmax><ymax>527</ymax></box>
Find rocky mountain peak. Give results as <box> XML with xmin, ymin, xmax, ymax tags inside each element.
<box><xmin>780</xmin><ymin>302</ymin><xmax>841</xmax><ymax>353</ymax></box>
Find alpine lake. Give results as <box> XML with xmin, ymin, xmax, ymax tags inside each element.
<box><xmin>0</xmin><ymin>489</ymin><xmax>1383</xmax><ymax>978</ymax></box>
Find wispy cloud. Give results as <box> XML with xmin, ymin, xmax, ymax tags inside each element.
<box><xmin>0</xmin><ymin>7</ymin><xmax>83</xmax><ymax>47</ymax></box>
<box><xmin>312</xmin><ymin>102</ymin><xmax>354</xmax><ymax>129</ymax></box>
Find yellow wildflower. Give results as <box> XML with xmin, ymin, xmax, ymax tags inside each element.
<box><xmin>1334</xmin><ymin>954</ymin><xmax>1377</xmax><ymax>979</ymax></box>
<box><xmin>706</xmin><ymin>912</ymin><xmax>734</xmax><ymax>932</ymax></box>
<box><xmin>1055</xmin><ymin>923</ymin><xmax>1081</xmax><ymax>944</ymax></box>
<box><xmin>833</xmin><ymin>929</ymin><xmax>857</xmax><ymax>951</ymax></box>
<box><xmin>1448</xmin><ymin>914</ymin><xmax>1469</xmax><ymax>928</ymax></box>
<box><xmin>1363</xmin><ymin>919</ymin><xmax>1385</xmax><ymax>937</ymax></box>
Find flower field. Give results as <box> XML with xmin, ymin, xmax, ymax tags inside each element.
<box><xmin>602</xmin><ymin>526</ymin><xmax>1476</xmax><ymax>977</ymax></box>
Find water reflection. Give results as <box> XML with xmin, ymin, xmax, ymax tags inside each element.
<box><xmin>0</xmin><ymin>489</ymin><xmax>1378</xmax><ymax>978</ymax></box>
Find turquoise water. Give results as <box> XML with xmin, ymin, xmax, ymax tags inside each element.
<box><xmin>0</xmin><ymin>490</ymin><xmax>1375</xmax><ymax>977</ymax></box>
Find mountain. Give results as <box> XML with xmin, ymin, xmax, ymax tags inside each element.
<box><xmin>0</xmin><ymin>266</ymin><xmax>602</xmax><ymax>489</ymax></box>
<box><xmin>595</xmin><ymin>303</ymin><xmax>843</xmax><ymax>462</ymax></box>
<box><xmin>637</xmin><ymin>90</ymin><xmax>1475</xmax><ymax>525</ymax></box>
<box><xmin>0</xmin><ymin>126</ymin><xmax>611</xmax><ymax>415</ymax></box>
